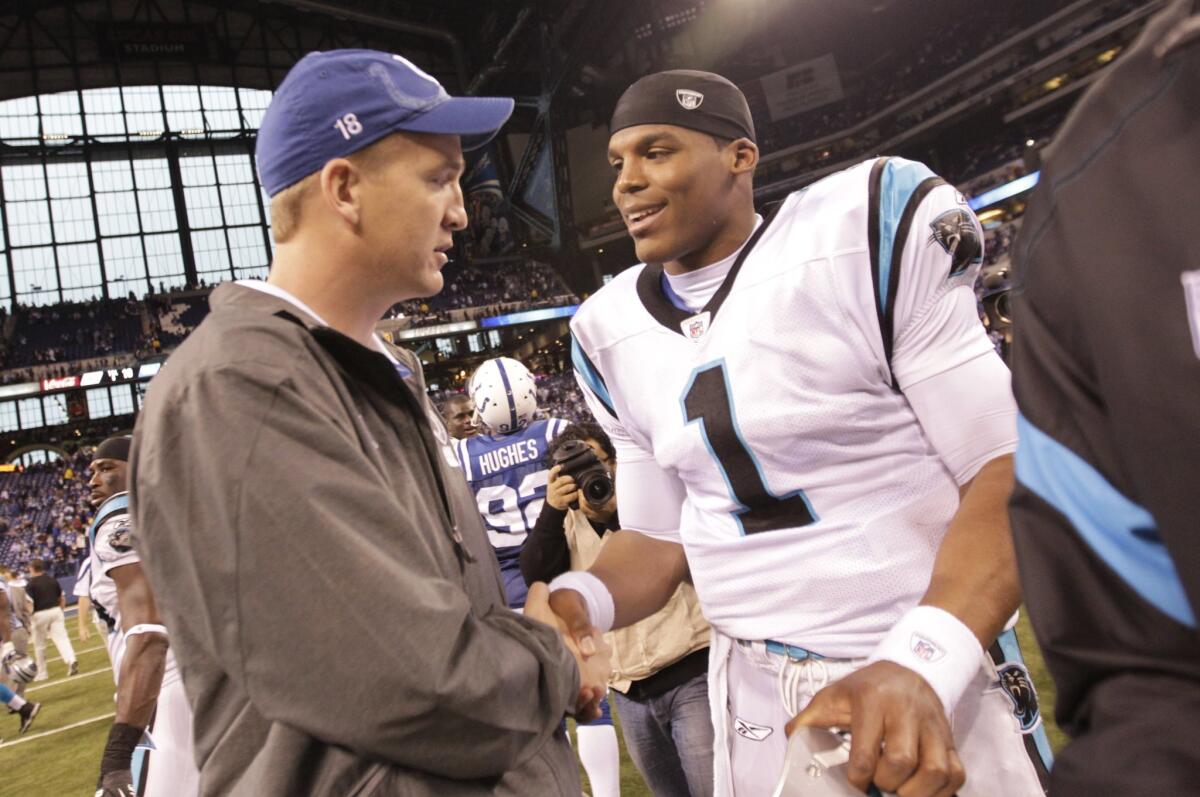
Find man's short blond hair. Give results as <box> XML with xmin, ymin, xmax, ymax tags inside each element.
<box><xmin>268</xmin><ymin>138</ymin><xmax>397</xmax><ymax>244</ymax></box>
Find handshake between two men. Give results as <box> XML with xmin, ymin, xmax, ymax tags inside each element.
<box><xmin>523</xmin><ymin>582</ymin><xmax>612</xmax><ymax>722</ymax></box>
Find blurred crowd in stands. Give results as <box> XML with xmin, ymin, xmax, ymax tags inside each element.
<box><xmin>983</xmin><ymin>218</ymin><xmax>1021</xmax><ymax>268</ymax></box>
<box><xmin>0</xmin><ymin>449</ymin><xmax>93</xmax><ymax>577</ymax></box>
<box><xmin>0</xmin><ymin>298</ymin><xmax>143</xmax><ymax>370</ymax></box>
<box><xmin>0</xmin><ymin>260</ymin><xmax>577</xmax><ymax>385</ymax></box>
<box><xmin>386</xmin><ymin>260</ymin><xmax>577</xmax><ymax>325</ymax></box>
<box><xmin>749</xmin><ymin>0</ymin><xmax>1146</xmax><ymax>160</ymax></box>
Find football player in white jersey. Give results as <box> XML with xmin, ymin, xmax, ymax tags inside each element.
<box><xmin>86</xmin><ymin>436</ymin><xmax>199</xmax><ymax>797</ymax></box>
<box><xmin>547</xmin><ymin>71</ymin><xmax>1049</xmax><ymax>796</ymax></box>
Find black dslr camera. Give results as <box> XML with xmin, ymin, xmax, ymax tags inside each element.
<box><xmin>550</xmin><ymin>439</ymin><xmax>614</xmax><ymax>510</ymax></box>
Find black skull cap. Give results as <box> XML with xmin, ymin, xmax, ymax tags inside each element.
<box><xmin>610</xmin><ymin>69</ymin><xmax>755</xmax><ymax>142</ymax></box>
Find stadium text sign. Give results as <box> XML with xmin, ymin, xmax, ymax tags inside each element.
<box><xmin>98</xmin><ymin>23</ymin><xmax>222</xmax><ymax>61</ymax></box>
<box><xmin>41</xmin><ymin>376</ymin><xmax>80</xmax><ymax>391</ymax></box>
<box><xmin>759</xmin><ymin>54</ymin><xmax>845</xmax><ymax>122</ymax></box>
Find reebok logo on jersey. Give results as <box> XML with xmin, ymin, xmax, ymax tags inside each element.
<box><xmin>1181</xmin><ymin>269</ymin><xmax>1200</xmax><ymax>360</ymax></box>
<box><xmin>676</xmin><ymin>89</ymin><xmax>704</xmax><ymax>110</ymax></box>
<box><xmin>733</xmin><ymin>716</ymin><xmax>773</xmax><ymax>742</ymax></box>
<box><xmin>910</xmin><ymin>633</ymin><xmax>945</xmax><ymax>663</ymax></box>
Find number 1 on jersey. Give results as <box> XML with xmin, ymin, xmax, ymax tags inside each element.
<box><xmin>682</xmin><ymin>361</ymin><xmax>818</xmax><ymax>535</ymax></box>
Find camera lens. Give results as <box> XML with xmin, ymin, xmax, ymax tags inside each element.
<box><xmin>581</xmin><ymin>473</ymin><xmax>613</xmax><ymax>507</ymax></box>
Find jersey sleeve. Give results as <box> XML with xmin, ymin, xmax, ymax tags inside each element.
<box><xmin>92</xmin><ymin>512</ymin><xmax>140</xmax><ymax>576</ymax></box>
<box><xmin>865</xmin><ymin>158</ymin><xmax>1015</xmax><ymax>481</ymax></box>
<box><xmin>871</xmin><ymin>166</ymin><xmax>994</xmax><ymax>388</ymax></box>
<box><xmin>571</xmin><ymin>332</ymin><xmax>685</xmax><ymax>542</ymax></box>
<box><xmin>72</xmin><ymin>558</ymin><xmax>91</xmax><ymax>598</ymax></box>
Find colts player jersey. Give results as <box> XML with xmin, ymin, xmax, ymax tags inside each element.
<box><xmin>88</xmin><ymin>491</ymin><xmax>180</xmax><ymax>688</ymax></box>
<box><xmin>571</xmin><ymin>157</ymin><xmax>1009</xmax><ymax>658</ymax></box>
<box><xmin>455</xmin><ymin>417</ymin><xmax>570</xmax><ymax>553</ymax></box>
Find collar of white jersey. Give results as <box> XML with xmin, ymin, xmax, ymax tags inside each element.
<box><xmin>662</xmin><ymin>214</ymin><xmax>763</xmax><ymax>313</ymax></box>
<box><xmin>636</xmin><ymin>201</ymin><xmax>784</xmax><ymax>336</ymax></box>
<box><xmin>236</xmin><ymin>280</ymin><xmax>402</xmax><ymax>366</ymax></box>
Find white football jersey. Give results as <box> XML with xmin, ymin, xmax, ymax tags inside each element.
<box><xmin>571</xmin><ymin>157</ymin><xmax>1012</xmax><ymax>658</ymax></box>
<box><xmin>88</xmin><ymin>492</ymin><xmax>180</xmax><ymax>687</ymax></box>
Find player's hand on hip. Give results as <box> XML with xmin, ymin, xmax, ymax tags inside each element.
<box><xmin>525</xmin><ymin>583</ymin><xmax>611</xmax><ymax>721</ymax></box>
<box><xmin>544</xmin><ymin>466</ymin><xmax>579</xmax><ymax>511</ymax></box>
<box><xmin>786</xmin><ymin>660</ymin><xmax>965</xmax><ymax>797</ymax></box>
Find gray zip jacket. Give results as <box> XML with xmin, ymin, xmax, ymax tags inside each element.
<box><xmin>130</xmin><ymin>283</ymin><xmax>581</xmax><ymax>796</ymax></box>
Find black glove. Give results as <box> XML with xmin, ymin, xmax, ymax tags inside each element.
<box><xmin>94</xmin><ymin>769</ymin><xmax>134</xmax><ymax>797</ymax></box>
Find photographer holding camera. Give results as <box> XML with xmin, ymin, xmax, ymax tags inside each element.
<box><xmin>523</xmin><ymin>422</ymin><xmax>715</xmax><ymax>797</ymax></box>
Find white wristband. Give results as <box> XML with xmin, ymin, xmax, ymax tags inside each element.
<box><xmin>547</xmin><ymin>571</ymin><xmax>615</xmax><ymax>633</ymax></box>
<box><xmin>125</xmin><ymin>623</ymin><xmax>169</xmax><ymax>639</ymax></box>
<box><xmin>866</xmin><ymin>605</ymin><xmax>982</xmax><ymax>716</ymax></box>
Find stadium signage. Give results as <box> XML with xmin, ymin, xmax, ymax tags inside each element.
<box><xmin>0</xmin><ymin>383</ymin><xmax>38</xmax><ymax>399</ymax></box>
<box><xmin>98</xmin><ymin>23</ymin><xmax>223</xmax><ymax>61</ymax></box>
<box><xmin>397</xmin><ymin>320</ymin><xmax>478</xmax><ymax>340</ymax></box>
<box><xmin>759</xmin><ymin>54</ymin><xmax>845</xmax><ymax>122</ymax></box>
<box><xmin>479</xmin><ymin>305</ymin><xmax>578</xmax><ymax>328</ymax></box>
<box><xmin>41</xmin><ymin>376</ymin><xmax>80</xmax><ymax>391</ymax></box>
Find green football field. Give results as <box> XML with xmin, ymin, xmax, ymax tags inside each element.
<box><xmin>1</xmin><ymin>611</ymin><xmax>1066</xmax><ymax>795</ymax></box>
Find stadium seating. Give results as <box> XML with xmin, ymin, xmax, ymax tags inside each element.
<box><xmin>0</xmin><ymin>260</ymin><xmax>578</xmax><ymax>386</ymax></box>
<box><xmin>0</xmin><ymin>451</ymin><xmax>91</xmax><ymax>577</ymax></box>
<box><xmin>1</xmin><ymin>298</ymin><xmax>145</xmax><ymax>370</ymax></box>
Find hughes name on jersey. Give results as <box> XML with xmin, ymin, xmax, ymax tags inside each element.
<box><xmin>455</xmin><ymin>417</ymin><xmax>570</xmax><ymax>554</ymax></box>
<box><xmin>571</xmin><ymin>156</ymin><xmax>1013</xmax><ymax>658</ymax></box>
<box><xmin>88</xmin><ymin>491</ymin><xmax>180</xmax><ymax>687</ymax></box>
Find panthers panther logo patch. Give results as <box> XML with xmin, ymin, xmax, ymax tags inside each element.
<box><xmin>105</xmin><ymin>518</ymin><xmax>134</xmax><ymax>553</ymax></box>
<box><xmin>993</xmin><ymin>662</ymin><xmax>1041</xmax><ymax>733</ymax></box>
<box><xmin>928</xmin><ymin>208</ymin><xmax>982</xmax><ymax>277</ymax></box>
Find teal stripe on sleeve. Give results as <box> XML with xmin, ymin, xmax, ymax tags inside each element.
<box><xmin>876</xmin><ymin>158</ymin><xmax>937</xmax><ymax>314</ymax></box>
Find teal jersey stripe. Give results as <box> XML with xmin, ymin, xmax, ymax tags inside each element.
<box><xmin>570</xmin><ymin>334</ymin><xmax>617</xmax><ymax>418</ymax></box>
<box><xmin>1016</xmin><ymin>413</ymin><xmax>1194</xmax><ymax>627</ymax></box>
<box><xmin>875</xmin><ymin>157</ymin><xmax>937</xmax><ymax>315</ymax></box>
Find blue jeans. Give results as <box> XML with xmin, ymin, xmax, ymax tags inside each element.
<box><xmin>611</xmin><ymin>672</ymin><xmax>714</xmax><ymax>797</ymax></box>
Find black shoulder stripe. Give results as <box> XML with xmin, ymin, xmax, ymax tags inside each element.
<box><xmin>704</xmin><ymin>199</ymin><xmax>787</xmax><ymax>319</ymax></box>
<box><xmin>867</xmin><ymin>157</ymin><xmax>888</xmax><ymax>348</ymax></box>
<box><xmin>879</xmin><ymin>174</ymin><xmax>946</xmax><ymax>388</ymax></box>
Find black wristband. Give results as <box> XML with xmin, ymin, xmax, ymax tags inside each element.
<box><xmin>100</xmin><ymin>722</ymin><xmax>143</xmax><ymax>777</ymax></box>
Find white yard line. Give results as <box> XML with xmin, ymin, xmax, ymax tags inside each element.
<box><xmin>0</xmin><ymin>712</ymin><xmax>114</xmax><ymax>749</ymax></box>
<box><xmin>44</xmin><ymin>645</ymin><xmax>106</xmax><ymax>663</ymax></box>
<box><xmin>26</xmin><ymin>666</ymin><xmax>112</xmax><ymax>693</ymax></box>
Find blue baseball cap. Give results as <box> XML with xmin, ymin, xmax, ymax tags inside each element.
<box><xmin>256</xmin><ymin>49</ymin><xmax>515</xmax><ymax>196</ymax></box>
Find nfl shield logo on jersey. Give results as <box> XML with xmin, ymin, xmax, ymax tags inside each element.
<box><xmin>676</xmin><ymin>89</ymin><xmax>704</xmax><ymax>110</ymax></box>
<box><xmin>681</xmin><ymin>311</ymin><xmax>711</xmax><ymax>340</ymax></box>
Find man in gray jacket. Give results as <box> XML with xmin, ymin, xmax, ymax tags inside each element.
<box><xmin>130</xmin><ymin>49</ymin><xmax>606</xmax><ymax>796</ymax></box>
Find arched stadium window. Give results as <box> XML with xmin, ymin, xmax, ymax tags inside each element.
<box><xmin>0</xmin><ymin>85</ymin><xmax>275</xmax><ymax>308</ymax></box>
<box><xmin>13</xmin><ymin>448</ymin><xmax>60</xmax><ymax>468</ymax></box>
